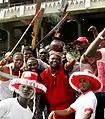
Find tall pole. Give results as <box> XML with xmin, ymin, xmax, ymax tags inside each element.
<box><xmin>10</xmin><ymin>11</ymin><xmax>40</xmax><ymax>54</ymax></box>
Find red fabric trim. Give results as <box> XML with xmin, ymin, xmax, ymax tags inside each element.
<box><xmin>85</xmin><ymin>108</ymin><xmax>93</xmax><ymax>113</ymax></box>
<box><xmin>97</xmin><ymin>50</ymin><xmax>102</xmax><ymax>59</ymax></box>
<box><xmin>70</xmin><ymin>107</ymin><xmax>76</xmax><ymax>112</ymax></box>
<box><xmin>82</xmin><ymin>90</ymin><xmax>91</xmax><ymax>95</ymax></box>
<box><xmin>41</xmin><ymin>67</ymin><xmax>75</xmax><ymax>108</ymax></box>
<box><xmin>79</xmin><ymin>90</ymin><xmax>92</xmax><ymax>97</ymax></box>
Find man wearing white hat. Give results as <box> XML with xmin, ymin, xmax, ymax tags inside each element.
<box><xmin>48</xmin><ymin>70</ymin><xmax>102</xmax><ymax>119</ymax></box>
<box><xmin>0</xmin><ymin>71</ymin><xmax>47</xmax><ymax>119</ymax></box>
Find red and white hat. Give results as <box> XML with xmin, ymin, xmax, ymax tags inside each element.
<box><xmin>9</xmin><ymin>71</ymin><xmax>47</xmax><ymax>93</ymax></box>
<box><xmin>69</xmin><ymin>70</ymin><xmax>103</xmax><ymax>92</ymax></box>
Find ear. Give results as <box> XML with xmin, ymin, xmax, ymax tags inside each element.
<box><xmin>18</xmin><ymin>85</ymin><xmax>22</xmax><ymax>94</ymax></box>
<box><xmin>30</xmin><ymin>89</ymin><xmax>35</xmax><ymax>99</ymax></box>
<box><xmin>18</xmin><ymin>85</ymin><xmax>22</xmax><ymax>90</ymax></box>
<box><xmin>31</xmin><ymin>89</ymin><xmax>36</xmax><ymax>99</ymax></box>
<box><xmin>48</xmin><ymin>56</ymin><xmax>51</xmax><ymax>64</ymax></box>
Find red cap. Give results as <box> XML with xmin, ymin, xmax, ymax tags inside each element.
<box><xmin>75</xmin><ymin>37</ymin><xmax>89</xmax><ymax>44</ymax></box>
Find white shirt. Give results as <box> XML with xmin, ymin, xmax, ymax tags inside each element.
<box><xmin>70</xmin><ymin>91</ymin><xmax>97</xmax><ymax>119</ymax></box>
<box><xmin>0</xmin><ymin>64</ymin><xmax>13</xmax><ymax>100</ymax></box>
<box><xmin>0</xmin><ymin>98</ymin><xmax>33</xmax><ymax>119</ymax></box>
<box><xmin>80</xmin><ymin>48</ymin><xmax>105</xmax><ymax>72</ymax></box>
<box><xmin>80</xmin><ymin>55</ymin><xmax>95</xmax><ymax>72</ymax></box>
<box><xmin>0</xmin><ymin>80</ymin><xmax>13</xmax><ymax>100</ymax></box>
<box><xmin>68</xmin><ymin>62</ymin><xmax>80</xmax><ymax>77</ymax></box>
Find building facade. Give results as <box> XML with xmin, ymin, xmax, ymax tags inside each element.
<box><xmin>0</xmin><ymin>0</ymin><xmax>105</xmax><ymax>53</ymax></box>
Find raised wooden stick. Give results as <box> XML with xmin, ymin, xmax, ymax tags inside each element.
<box><xmin>35</xmin><ymin>11</ymin><xmax>70</xmax><ymax>48</ymax></box>
<box><xmin>10</xmin><ymin>10</ymin><xmax>40</xmax><ymax>54</ymax></box>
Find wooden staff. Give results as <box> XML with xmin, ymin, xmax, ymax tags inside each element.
<box><xmin>34</xmin><ymin>11</ymin><xmax>70</xmax><ymax>48</ymax></box>
<box><xmin>61</xmin><ymin>3</ymin><xmax>69</xmax><ymax>19</ymax></box>
<box><xmin>55</xmin><ymin>3</ymin><xmax>69</xmax><ymax>35</ymax></box>
<box><xmin>32</xmin><ymin>0</ymin><xmax>44</xmax><ymax>50</ymax></box>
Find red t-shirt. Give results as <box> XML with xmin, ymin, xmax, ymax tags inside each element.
<box><xmin>41</xmin><ymin>67</ymin><xmax>75</xmax><ymax>111</ymax></box>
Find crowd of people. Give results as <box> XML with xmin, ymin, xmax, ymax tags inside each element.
<box><xmin>0</xmin><ymin>28</ymin><xmax>105</xmax><ymax>119</ymax></box>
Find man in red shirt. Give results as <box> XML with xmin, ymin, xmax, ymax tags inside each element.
<box><xmin>41</xmin><ymin>51</ymin><xmax>76</xmax><ymax>119</ymax></box>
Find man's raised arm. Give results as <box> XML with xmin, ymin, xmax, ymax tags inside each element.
<box><xmin>81</xmin><ymin>28</ymin><xmax>105</xmax><ymax>62</ymax></box>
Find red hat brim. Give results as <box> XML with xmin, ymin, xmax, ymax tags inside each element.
<box><xmin>69</xmin><ymin>72</ymin><xmax>102</xmax><ymax>92</ymax></box>
<box><xmin>74</xmin><ymin>40</ymin><xmax>89</xmax><ymax>45</ymax></box>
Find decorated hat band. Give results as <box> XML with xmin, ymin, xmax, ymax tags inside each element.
<box><xmin>9</xmin><ymin>71</ymin><xmax>47</xmax><ymax>93</ymax></box>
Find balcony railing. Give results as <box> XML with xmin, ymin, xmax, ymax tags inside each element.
<box><xmin>0</xmin><ymin>0</ymin><xmax>105</xmax><ymax>23</ymax></box>
<box><xmin>0</xmin><ymin>0</ymin><xmax>59</xmax><ymax>8</ymax></box>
